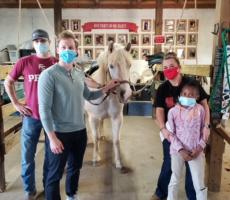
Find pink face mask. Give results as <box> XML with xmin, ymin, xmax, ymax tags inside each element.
<box><xmin>163</xmin><ymin>66</ymin><xmax>179</xmax><ymax>80</ymax></box>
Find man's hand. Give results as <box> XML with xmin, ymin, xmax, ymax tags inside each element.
<box><xmin>48</xmin><ymin>132</ymin><xmax>64</xmax><ymax>154</ymax></box>
<box><xmin>179</xmin><ymin>149</ymin><xmax>193</xmax><ymax>161</ymax></box>
<box><xmin>190</xmin><ymin>145</ymin><xmax>203</xmax><ymax>159</ymax></box>
<box><xmin>14</xmin><ymin>102</ymin><xmax>32</xmax><ymax>116</ymax></box>
<box><xmin>102</xmin><ymin>79</ymin><xmax>120</xmax><ymax>93</ymax></box>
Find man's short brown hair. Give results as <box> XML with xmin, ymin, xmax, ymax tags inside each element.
<box><xmin>58</xmin><ymin>30</ymin><xmax>79</xmax><ymax>48</ymax></box>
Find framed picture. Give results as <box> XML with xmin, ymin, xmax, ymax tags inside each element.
<box><xmin>141</xmin><ymin>19</ymin><xmax>151</xmax><ymax>32</ymax></box>
<box><xmin>187</xmin><ymin>47</ymin><xmax>197</xmax><ymax>59</ymax></box>
<box><xmin>84</xmin><ymin>48</ymin><xmax>93</xmax><ymax>59</ymax></box>
<box><xmin>61</xmin><ymin>19</ymin><xmax>69</xmax><ymax>31</ymax></box>
<box><xmin>176</xmin><ymin>47</ymin><xmax>186</xmax><ymax>59</ymax></box>
<box><xmin>164</xmin><ymin>19</ymin><xmax>175</xmax><ymax>32</ymax></box>
<box><xmin>95</xmin><ymin>48</ymin><xmax>104</xmax><ymax>58</ymax></box>
<box><xmin>95</xmin><ymin>34</ymin><xmax>105</xmax><ymax>46</ymax></box>
<box><xmin>176</xmin><ymin>19</ymin><xmax>187</xmax><ymax>32</ymax></box>
<box><xmin>74</xmin><ymin>34</ymin><xmax>81</xmax><ymax>46</ymax></box>
<box><xmin>71</xmin><ymin>19</ymin><xmax>81</xmax><ymax>32</ymax></box>
<box><xmin>176</xmin><ymin>34</ymin><xmax>186</xmax><ymax>45</ymax></box>
<box><xmin>130</xmin><ymin>48</ymin><xmax>139</xmax><ymax>60</ymax></box>
<box><xmin>83</xmin><ymin>34</ymin><xmax>93</xmax><ymax>46</ymax></box>
<box><xmin>164</xmin><ymin>46</ymin><xmax>174</xmax><ymax>54</ymax></box>
<box><xmin>118</xmin><ymin>34</ymin><xmax>128</xmax><ymax>45</ymax></box>
<box><xmin>141</xmin><ymin>34</ymin><xmax>151</xmax><ymax>46</ymax></box>
<box><xmin>129</xmin><ymin>33</ymin><xmax>139</xmax><ymax>45</ymax></box>
<box><xmin>188</xmin><ymin>19</ymin><xmax>199</xmax><ymax>32</ymax></box>
<box><xmin>187</xmin><ymin>33</ymin><xmax>198</xmax><ymax>45</ymax></box>
<box><xmin>141</xmin><ymin>48</ymin><xmax>151</xmax><ymax>59</ymax></box>
<box><xmin>165</xmin><ymin>34</ymin><xmax>175</xmax><ymax>45</ymax></box>
<box><xmin>106</xmin><ymin>34</ymin><xmax>116</xmax><ymax>44</ymax></box>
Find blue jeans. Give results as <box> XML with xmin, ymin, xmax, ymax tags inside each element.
<box><xmin>155</xmin><ymin>139</ymin><xmax>196</xmax><ymax>200</ymax></box>
<box><xmin>45</xmin><ymin>129</ymin><xmax>87</xmax><ymax>200</ymax></box>
<box><xmin>21</xmin><ymin>116</ymin><xmax>48</xmax><ymax>194</ymax></box>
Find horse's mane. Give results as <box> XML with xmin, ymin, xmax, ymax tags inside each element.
<box><xmin>92</xmin><ymin>44</ymin><xmax>132</xmax><ymax>85</ymax></box>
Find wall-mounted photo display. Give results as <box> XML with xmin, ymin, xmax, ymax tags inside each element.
<box><xmin>130</xmin><ymin>48</ymin><xmax>139</xmax><ymax>60</ymax></box>
<box><xmin>152</xmin><ymin>20</ymin><xmax>155</xmax><ymax>32</ymax></box>
<box><xmin>187</xmin><ymin>33</ymin><xmax>198</xmax><ymax>45</ymax></box>
<box><xmin>141</xmin><ymin>19</ymin><xmax>152</xmax><ymax>32</ymax></box>
<box><xmin>164</xmin><ymin>19</ymin><xmax>175</xmax><ymax>32</ymax></box>
<box><xmin>94</xmin><ymin>34</ymin><xmax>105</xmax><ymax>46</ymax></box>
<box><xmin>188</xmin><ymin>19</ymin><xmax>199</xmax><ymax>32</ymax></box>
<box><xmin>84</xmin><ymin>48</ymin><xmax>93</xmax><ymax>59</ymax></box>
<box><xmin>83</xmin><ymin>34</ymin><xmax>93</xmax><ymax>46</ymax></box>
<box><xmin>176</xmin><ymin>47</ymin><xmax>186</xmax><ymax>59</ymax></box>
<box><xmin>187</xmin><ymin>47</ymin><xmax>197</xmax><ymax>59</ymax></box>
<box><xmin>106</xmin><ymin>34</ymin><xmax>116</xmax><ymax>44</ymax></box>
<box><xmin>164</xmin><ymin>46</ymin><xmax>174</xmax><ymax>54</ymax></box>
<box><xmin>71</xmin><ymin>19</ymin><xmax>81</xmax><ymax>32</ymax></box>
<box><xmin>118</xmin><ymin>34</ymin><xmax>128</xmax><ymax>45</ymax></box>
<box><xmin>62</xmin><ymin>19</ymin><xmax>69</xmax><ymax>31</ymax></box>
<box><xmin>176</xmin><ymin>34</ymin><xmax>186</xmax><ymax>45</ymax></box>
<box><xmin>74</xmin><ymin>33</ymin><xmax>81</xmax><ymax>46</ymax></box>
<box><xmin>165</xmin><ymin>34</ymin><xmax>175</xmax><ymax>45</ymax></box>
<box><xmin>141</xmin><ymin>34</ymin><xmax>151</xmax><ymax>46</ymax></box>
<box><xmin>95</xmin><ymin>48</ymin><xmax>104</xmax><ymax>59</ymax></box>
<box><xmin>129</xmin><ymin>33</ymin><xmax>139</xmax><ymax>45</ymax></box>
<box><xmin>176</xmin><ymin>19</ymin><xmax>187</xmax><ymax>32</ymax></box>
<box><xmin>141</xmin><ymin>48</ymin><xmax>151</xmax><ymax>59</ymax></box>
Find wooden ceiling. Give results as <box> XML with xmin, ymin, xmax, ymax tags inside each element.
<box><xmin>0</xmin><ymin>0</ymin><xmax>216</xmax><ymax>9</ymax></box>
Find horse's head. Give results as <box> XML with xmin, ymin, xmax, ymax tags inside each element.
<box><xmin>98</xmin><ymin>42</ymin><xmax>132</xmax><ymax>103</ymax></box>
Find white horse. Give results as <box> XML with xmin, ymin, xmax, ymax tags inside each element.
<box><xmin>84</xmin><ymin>42</ymin><xmax>132</xmax><ymax>171</ymax></box>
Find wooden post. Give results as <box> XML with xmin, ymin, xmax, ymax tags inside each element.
<box><xmin>0</xmin><ymin>101</ymin><xmax>6</xmax><ymax>192</ymax></box>
<box><xmin>154</xmin><ymin>0</ymin><xmax>163</xmax><ymax>53</ymax></box>
<box><xmin>54</xmin><ymin>0</ymin><xmax>62</xmax><ymax>37</ymax></box>
<box><xmin>207</xmin><ymin>0</ymin><xmax>230</xmax><ymax>192</ymax></box>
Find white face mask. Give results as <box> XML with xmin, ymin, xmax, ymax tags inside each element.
<box><xmin>34</xmin><ymin>42</ymin><xmax>49</xmax><ymax>55</ymax></box>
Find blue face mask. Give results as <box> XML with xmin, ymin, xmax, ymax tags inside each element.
<box><xmin>178</xmin><ymin>96</ymin><xmax>196</xmax><ymax>107</ymax></box>
<box><xmin>60</xmin><ymin>49</ymin><xmax>78</xmax><ymax>64</ymax></box>
<box><xmin>34</xmin><ymin>43</ymin><xmax>49</xmax><ymax>55</ymax></box>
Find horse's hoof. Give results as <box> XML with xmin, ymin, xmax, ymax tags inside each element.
<box><xmin>120</xmin><ymin>167</ymin><xmax>132</xmax><ymax>174</ymax></box>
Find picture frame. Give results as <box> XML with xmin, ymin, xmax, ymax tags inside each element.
<box><xmin>129</xmin><ymin>33</ymin><xmax>139</xmax><ymax>45</ymax></box>
<box><xmin>130</xmin><ymin>48</ymin><xmax>139</xmax><ymax>60</ymax></box>
<box><xmin>141</xmin><ymin>34</ymin><xmax>151</xmax><ymax>46</ymax></box>
<box><xmin>165</xmin><ymin>34</ymin><xmax>175</xmax><ymax>45</ymax></box>
<box><xmin>141</xmin><ymin>48</ymin><xmax>151</xmax><ymax>59</ymax></box>
<box><xmin>71</xmin><ymin>19</ymin><xmax>81</xmax><ymax>32</ymax></box>
<box><xmin>61</xmin><ymin>19</ymin><xmax>69</xmax><ymax>31</ymax></box>
<box><xmin>84</xmin><ymin>48</ymin><xmax>93</xmax><ymax>59</ymax></box>
<box><xmin>176</xmin><ymin>47</ymin><xmax>186</xmax><ymax>59</ymax></box>
<box><xmin>74</xmin><ymin>33</ymin><xmax>81</xmax><ymax>46</ymax></box>
<box><xmin>95</xmin><ymin>48</ymin><xmax>104</xmax><ymax>58</ymax></box>
<box><xmin>117</xmin><ymin>34</ymin><xmax>128</xmax><ymax>45</ymax></box>
<box><xmin>164</xmin><ymin>19</ymin><xmax>175</xmax><ymax>32</ymax></box>
<box><xmin>187</xmin><ymin>47</ymin><xmax>197</xmax><ymax>59</ymax></box>
<box><xmin>176</xmin><ymin>19</ymin><xmax>187</xmax><ymax>32</ymax></box>
<box><xmin>95</xmin><ymin>34</ymin><xmax>105</xmax><ymax>46</ymax></box>
<box><xmin>106</xmin><ymin>34</ymin><xmax>116</xmax><ymax>44</ymax></box>
<box><xmin>141</xmin><ymin>19</ymin><xmax>152</xmax><ymax>32</ymax></box>
<box><xmin>164</xmin><ymin>46</ymin><xmax>174</xmax><ymax>54</ymax></box>
<box><xmin>176</xmin><ymin>34</ymin><xmax>186</xmax><ymax>45</ymax></box>
<box><xmin>83</xmin><ymin>34</ymin><xmax>93</xmax><ymax>46</ymax></box>
<box><xmin>188</xmin><ymin>19</ymin><xmax>199</xmax><ymax>32</ymax></box>
<box><xmin>187</xmin><ymin>33</ymin><xmax>198</xmax><ymax>45</ymax></box>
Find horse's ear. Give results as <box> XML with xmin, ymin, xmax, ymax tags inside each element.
<box><xmin>125</xmin><ymin>42</ymin><xmax>131</xmax><ymax>52</ymax></box>
<box><xmin>108</xmin><ymin>41</ymin><xmax>114</xmax><ymax>53</ymax></box>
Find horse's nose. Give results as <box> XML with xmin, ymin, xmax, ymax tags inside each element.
<box><xmin>120</xmin><ymin>89</ymin><xmax>125</xmax><ymax>98</ymax></box>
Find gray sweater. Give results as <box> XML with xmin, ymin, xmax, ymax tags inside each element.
<box><xmin>38</xmin><ymin>64</ymin><xmax>102</xmax><ymax>134</ymax></box>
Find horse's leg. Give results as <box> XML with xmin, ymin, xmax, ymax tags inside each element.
<box><xmin>98</xmin><ymin>120</ymin><xmax>106</xmax><ymax>140</ymax></box>
<box><xmin>88</xmin><ymin>115</ymin><xmax>101</xmax><ymax>165</ymax></box>
<box><xmin>111</xmin><ymin>114</ymin><xmax>123</xmax><ymax>169</ymax></box>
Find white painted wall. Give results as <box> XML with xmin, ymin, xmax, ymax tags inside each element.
<box><xmin>0</xmin><ymin>8</ymin><xmax>215</xmax><ymax>74</ymax></box>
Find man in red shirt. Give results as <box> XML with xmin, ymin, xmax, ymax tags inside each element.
<box><xmin>4</xmin><ymin>29</ymin><xmax>57</xmax><ymax>200</ymax></box>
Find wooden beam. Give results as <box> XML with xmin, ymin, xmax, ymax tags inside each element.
<box><xmin>53</xmin><ymin>0</ymin><xmax>62</xmax><ymax>37</ymax></box>
<box><xmin>154</xmin><ymin>0</ymin><xmax>163</xmax><ymax>53</ymax></box>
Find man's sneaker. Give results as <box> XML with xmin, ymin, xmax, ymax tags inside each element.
<box><xmin>66</xmin><ymin>194</ymin><xmax>80</xmax><ymax>200</ymax></box>
<box><xmin>24</xmin><ymin>191</ymin><xmax>36</xmax><ymax>200</ymax></box>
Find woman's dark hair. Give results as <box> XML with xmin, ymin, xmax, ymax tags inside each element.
<box><xmin>163</xmin><ymin>52</ymin><xmax>181</xmax><ymax>67</ymax></box>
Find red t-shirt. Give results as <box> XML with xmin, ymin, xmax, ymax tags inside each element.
<box><xmin>10</xmin><ymin>55</ymin><xmax>57</xmax><ymax>119</ymax></box>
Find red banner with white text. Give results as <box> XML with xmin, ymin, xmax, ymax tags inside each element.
<box><xmin>82</xmin><ymin>22</ymin><xmax>138</xmax><ymax>32</ymax></box>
